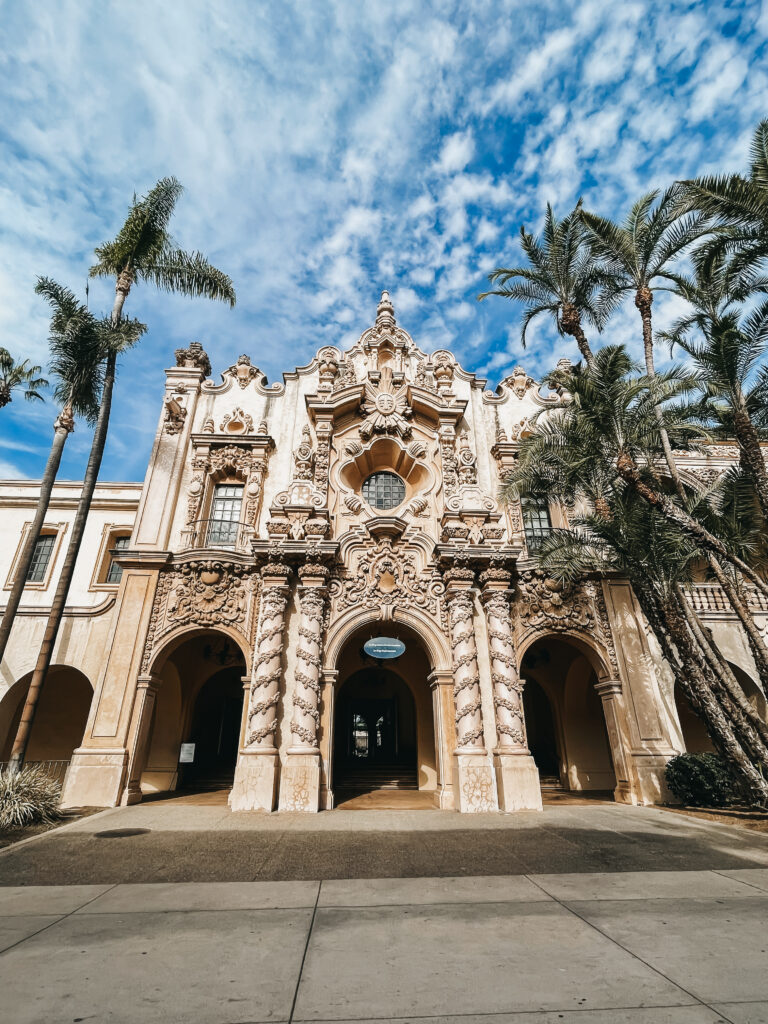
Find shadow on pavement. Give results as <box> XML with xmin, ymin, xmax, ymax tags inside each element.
<box><xmin>2</xmin><ymin>821</ymin><xmax>768</xmax><ymax>884</ymax></box>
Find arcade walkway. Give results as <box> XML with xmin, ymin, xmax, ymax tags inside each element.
<box><xmin>2</xmin><ymin>806</ymin><xmax>768</xmax><ymax>1021</ymax></box>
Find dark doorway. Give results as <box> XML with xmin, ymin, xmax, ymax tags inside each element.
<box><xmin>180</xmin><ymin>668</ymin><xmax>243</xmax><ymax>789</ymax></box>
<box><xmin>334</xmin><ymin>670</ymin><xmax>417</xmax><ymax>794</ymax></box>
<box><xmin>523</xmin><ymin>678</ymin><xmax>561</xmax><ymax>784</ymax></box>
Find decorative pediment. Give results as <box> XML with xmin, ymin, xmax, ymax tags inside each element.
<box><xmin>219</xmin><ymin>407</ymin><xmax>254</xmax><ymax>434</ymax></box>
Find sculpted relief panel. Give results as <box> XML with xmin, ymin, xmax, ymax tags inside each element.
<box><xmin>141</xmin><ymin>560</ymin><xmax>259</xmax><ymax>673</ymax></box>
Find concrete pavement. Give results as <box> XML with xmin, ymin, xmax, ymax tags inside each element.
<box><xmin>2</xmin><ymin>870</ymin><xmax>768</xmax><ymax>1022</ymax></box>
<box><xmin>2</xmin><ymin>806</ymin><xmax>768</xmax><ymax>1021</ymax></box>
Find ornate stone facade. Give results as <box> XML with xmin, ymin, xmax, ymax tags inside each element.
<box><xmin>18</xmin><ymin>289</ymin><xmax>755</xmax><ymax>818</ymax></box>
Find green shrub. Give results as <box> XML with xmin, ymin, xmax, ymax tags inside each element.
<box><xmin>665</xmin><ymin>753</ymin><xmax>736</xmax><ymax>807</ymax></box>
<box><xmin>0</xmin><ymin>764</ymin><xmax>62</xmax><ymax>830</ymax></box>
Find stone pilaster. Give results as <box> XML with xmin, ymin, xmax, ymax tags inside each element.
<box><xmin>229</xmin><ymin>561</ymin><xmax>291</xmax><ymax>811</ymax></box>
<box><xmin>445</xmin><ymin>569</ymin><xmax>497</xmax><ymax>812</ymax></box>
<box><xmin>279</xmin><ymin>562</ymin><xmax>329</xmax><ymax>813</ymax></box>
<box><xmin>121</xmin><ymin>674</ymin><xmax>161</xmax><ymax>805</ymax></box>
<box><xmin>480</xmin><ymin>569</ymin><xmax>542</xmax><ymax>812</ymax></box>
<box><xmin>594</xmin><ymin>679</ymin><xmax>637</xmax><ymax>805</ymax></box>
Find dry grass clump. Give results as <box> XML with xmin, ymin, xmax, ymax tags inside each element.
<box><xmin>0</xmin><ymin>764</ymin><xmax>62</xmax><ymax>830</ymax></box>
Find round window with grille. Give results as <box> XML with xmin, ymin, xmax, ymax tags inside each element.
<box><xmin>361</xmin><ymin>471</ymin><xmax>406</xmax><ymax>510</ymax></box>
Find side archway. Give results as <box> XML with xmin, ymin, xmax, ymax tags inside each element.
<box><xmin>0</xmin><ymin>666</ymin><xmax>94</xmax><ymax>777</ymax></box>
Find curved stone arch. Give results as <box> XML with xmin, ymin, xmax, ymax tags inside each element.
<box><xmin>147</xmin><ymin>622</ymin><xmax>252</xmax><ymax>677</ymax></box>
<box><xmin>516</xmin><ymin>627</ymin><xmax>613</xmax><ymax>684</ymax></box>
<box><xmin>0</xmin><ymin>664</ymin><xmax>95</xmax><ymax>763</ymax></box>
<box><xmin>323</xmin><ymin>604</ymin><xmax>451</xmax><ymax>674</ymax></box>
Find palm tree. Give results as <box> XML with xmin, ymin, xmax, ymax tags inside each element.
<box><xmin>0</xmin><ymin>280</ymin><xmax>103</xmax><ymax>667</ymax></box>
<box><xmin>513</xmin><ymin>447</ymin><xmax>768</xmax><ymax>803</ymax></box>
<box><xmin>8</xmin><ymin>178</ymin><xmax>236</xmax><ymax>771</ymax></box>
<box><xmin>682</xmin><ymin>117</ymin><xmax>768</xmax><ymax>271</ymax></box>
<box><xmin>581</xmin><ymin>189</ymin><xmax>708</xmax><ymax>495</ymax></box>
<box><xmin>0</xmin><ymin>349</ymin><xmax>47</xmax><ymax>408</ymax></box>
<box><xmin>581</xmin><ymin>188</ymin><xmax>707</xmax><ymax>375</ymax></box>
<box><xmin>90</xmin><ymin>176</ymin><xmax>236</xmax><ymax>326</ymax></box>
<box><xmin>662</xmin><ymin>253</ymin><xmax>768</xmax><ymax>521</ymax></box>
<box><xmin>507</xmin><ymin>346</ymin><xmax>768</xmax><ymax>600</ymax></box>
<box><xmin>479</xmin><ymin>202</ymin><xmax>614</xmax><ymax>366</ymax></box>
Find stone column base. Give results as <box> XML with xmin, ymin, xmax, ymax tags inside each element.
<box><xmin>452</xmin><ymin>751</ymin><xmax>498</xmax><ymax>812</ymax></box>
<box><xmin>60</xmin><ymin>748</ymin><xmax>128</xmax><ymax>809</ymax></box>
<box><xmin>278</xmin><ymin>752</ymin><xmax>321</xmax><ymax>812</ymax></box>
<box><xmin>229</xmin><ymin>750</ymin><xmax>279</xmax><ymax>812</ymax></box>
<box><xmin>494</xmin><ymin>751</ymin><xmax>543</xmax><ymax>812</ymax></box>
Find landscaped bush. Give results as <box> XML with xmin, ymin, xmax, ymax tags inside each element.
<box><xmin>0</xmin><ymin>764</ymin><xmax>62</xmax><ymax>830</ymax></box>
<box><xmin>664</xmin><ymin>753</ymin><xmax>736</xmax><ymax>807</ymax></box>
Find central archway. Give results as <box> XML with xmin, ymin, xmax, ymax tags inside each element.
<box><xmin>327</xmin><ymin>619</ymin><xmax>441</xmax><ymax>809</ymax></box>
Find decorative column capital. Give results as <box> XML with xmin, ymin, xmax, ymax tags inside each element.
<box><xmin>297</xmin><ymin>561</ymin><xmax>330</xmax><ymax>588</ymax></box>
<box><xmin>428</xmin><ymin>669</ymin><xmax>454</xmax><ymax>689</ymax></box>
<box><xmin>136</xmin><ymin>674</ymin><xmax>161</xmax><ymax>694</ymax></box>
<box><xmin>478</xmin><ymin>565</ymin><xmax>513</xmax><ymax>592</ymax></box>
<box><xmin>261</xmin><ymin>561</ymin><xmax>292</xmax><ymax>588</ymax></box>
<box><xmin>444</xmin><ymin>565</ymin><xmax>476</xmax><ymax>595</ymax></box>
<box><xmin>595</xmin><ymin>678</ymin><xmax>623</xmax><ymax>698</ymax></box>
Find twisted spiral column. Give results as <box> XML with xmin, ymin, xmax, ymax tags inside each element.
<box><xmin>288</xmin><ymin>567</ymin><xmax>329</xmax><ymax>753</ymax></box>
<box><xmin>447</xmin><ymin>587</ymin><xmax>486</xmax><ymax>752</ymax></box>
<box><xmin>246</xmin><ymin>564</ymin><xmax>291</xmax><ymax>749</ymax></box>
<box><xmin>481</xmin><ymin>586</ymin><xmax>528</xmax><ymax>752</ymax></box>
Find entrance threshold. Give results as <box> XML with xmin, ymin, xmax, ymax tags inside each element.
<box><xmin>334</xmin><ymin>789</ymin><xmax>437</xmax><ymax>810</ymax></box>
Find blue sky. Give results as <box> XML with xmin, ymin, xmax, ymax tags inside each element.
<box><xmin>1</xmin><ymin>0</ymin><xmax>766</xmax><ymax>482</ymax></box>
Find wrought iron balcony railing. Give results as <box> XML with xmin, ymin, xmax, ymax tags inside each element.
<box><xmin>179</xmin><ymin>518</ymin><xmax>252</xmax><ymax>553</ymax></box>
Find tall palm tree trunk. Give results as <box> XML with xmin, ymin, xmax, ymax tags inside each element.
<box><xmin>674</xmin><ymin>584</ymin><xmax>768</xmax><ymax>755</ymax></box>
<box><xmin>8</xmin><ymin>354</ymin><xmax>116</xmax><ymax>770</ymax></box>
<box><xmin>560</xmin><ymin>304</ymin><xmax>595</xmax><ymax>366</ymax></box>
<box><xmin>707</xmin><ymin>554</ymin><xmax>768</xmax><ymax>688</ymax></box>
<box><xmin>646</xmin><ymin>590</ymin><xmax>768</xmax><ymax>804</ymax></box>
<box><xmin>0</xmin><ymin>408</ymin><xmax>73</xmax><ymax>666</ymax></box>
<box><xmin>616</xmin><ymin>451</ymin><xmax>768</xmax><ymax>598</ymax></box>
<box><xmin>733</xmin><ymin>402</ymin><xmax>768</xmax><ymax>522</ymax></box>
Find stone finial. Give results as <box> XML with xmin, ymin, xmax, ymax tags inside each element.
<box><xmin>174</xmin><ymin>341</ymin><xmax>211</xmax><ymax>379</ymax></box>
<box><xmin>376</xmin><ymin>290</ymin><xmax>396</xmax><ymax>329</ymax></box>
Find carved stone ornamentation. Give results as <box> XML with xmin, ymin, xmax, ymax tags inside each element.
<box><xmin>316</xmin><ymin>347</ymin><xmax>340</xmax><ymax>394</ymax></box>
<box><xmin>457</xmin><ymin>431</ymin><xmax>478</xmax><ymax>485</ymax></box>
<box><xmin>164</xmin><ymin>394</ymin><xmax>187</xmax><ymax>435</ymax></box>
<box><xmin>247</xmin><ymin>564</ymin><xmax>291</xmax><ymax>747</ymax></box>
<box><xmin>446</xmin><ymin>587</ymin><xmax>486</xmax><ymax>751</ymax></box>
<box><xmin>359</xmin><ymin>367</ymin><xmax>412</xmax><ymax>441</ymax></box>
<box><xmin>174</xmin><ymin>341</ymin><xmax>211</xmax><ymax>378</ymax></box>
<box><xmin>505</xmin><ymin>365</ymin><xmax>536</xmax><ymax>398</ymax></box>
<box><xmin>333</xmin><ymin>360</ymin><xmax>358</xmax><ymax>390</ymax></box>
<box><xmin>329</xmin><ymin>538</ymin><xmax>445</xmax><ymax>624</ymax></box>
<box><xmin>438</xmin><ymin>425</ymin><xmax>459</xmax><ymax>499</ymax></box>
<box><xmin>232</xmin><ymin>354</ymin><xmax>260</xmax><ymax>389</ymax></box>
<box><xmin>141</xmin><ymin>560</ymin><xmax>258</xmax><ymax>674</ymax></box>
<box><xmin>220</xmin><ymin>407</ymin><xmax>254</xmax><ymax>434</ymax></box>
<box><xmin>314</xmin><ymin>421</ymin><xmax>333</xmax><ymax>495</ymax></box>
<box><xmin>288</xmin><ymin>575</ymin><xmax>329</xmax><ymax>751</ymax></box>
<box><xmin>432</xmin><ymin>352</ymin><xmax>455</xmax><ymax>395</ymax></box>
<box><xmin>480</xmin><ymin>584</ymin><xmax>527</xmax><ymax>750</ymax></box>
<box><xmin>293</xmin><ymin>426</ymin><xmax>315</xmax><ymax>480</ymax></box>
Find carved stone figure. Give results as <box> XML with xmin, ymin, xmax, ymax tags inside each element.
<box><xmin>293</xmin><ymin>425</ymin><xmax>315</xmax><ymax>480</ymax></box>
<box><xmin>174</xmin><ymin>341</ymin><xmax>211</xmax><ymax>378</ymax></box>
<box><xmin>359</xmin><ymin>367</ymin><xmax>412</xmax><ymax>440</ymax></box>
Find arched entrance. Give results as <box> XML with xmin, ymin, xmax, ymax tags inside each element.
<box><xmin>329</xmin><ymin>621</ymin><xmax>439</xmax><ymax>808</ymax></box>
<box><xmin>142</xmin><ymin>629</ymin><xmax>247</xmax><ymax>798</ymax></box>
<box><xmin>0</xmin><ymin>666</ymin><xmax>93</xmax><ymax>782</ymax></box>
<box><xmin>521</xmin><ymin>635</ymin><xmax>617</xmax><ymax>798</ymax></box>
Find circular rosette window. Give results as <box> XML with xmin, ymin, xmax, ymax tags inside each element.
<box><xmin>361</xmin><ymin>471</ymin><xmax>406</xmax><ymax>510</ymax></box>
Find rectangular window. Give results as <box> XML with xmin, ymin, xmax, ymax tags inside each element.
<box><xmin>26</xmin><ymin>534</ymin><xmax>56</xmax><ymax>583</ymax></box>
<box><xmin>105</xmin><ymin>535</ymin><xmax>130</xmax><ymax>585</ymax></box>
<box><xmin>207</xmin><ymin>484</ymin><xmax>244</xmax><ymax>547</ymax></box>
<box><xmin>522</xmin><ymin>498</ymin><xmax>552</xmax><ymax>554</ymax></box>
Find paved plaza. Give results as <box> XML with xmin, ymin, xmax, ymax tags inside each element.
<box><xmin>2</xmin><ymin>804</ymin><xmax>768</xmax><ymax>1022</ymax></box>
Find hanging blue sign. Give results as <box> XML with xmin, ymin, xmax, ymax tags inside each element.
<box><xmin>364</xmin><ymin>637</ymin><xmax>406</xmax><ymax>660</ymax></box>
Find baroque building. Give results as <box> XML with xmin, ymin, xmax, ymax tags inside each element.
<box><xmin>1</xmin><ymin>292</ymin><xmax>767</xmax><ymax>813</ymax></box>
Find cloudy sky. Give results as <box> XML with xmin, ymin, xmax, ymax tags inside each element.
<box><xmin>1</xmin><ymin>0</ymin><xmax>766</xmax><ymax>481</ymax></box>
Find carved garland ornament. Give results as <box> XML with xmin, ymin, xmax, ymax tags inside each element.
<box><xmin>447</xmin><ymin>588</ymin><xmax>485</xmax><ymax>749</ymax></box>
<box><xmin>247</xmin><ymin>567</ymin><xmax>291</xmax><ymax>746</ymax></box>
<box><xmin>289</xmin><ymin>582</ymin><xmax>328</xmax><ymax>748</ymax></box>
